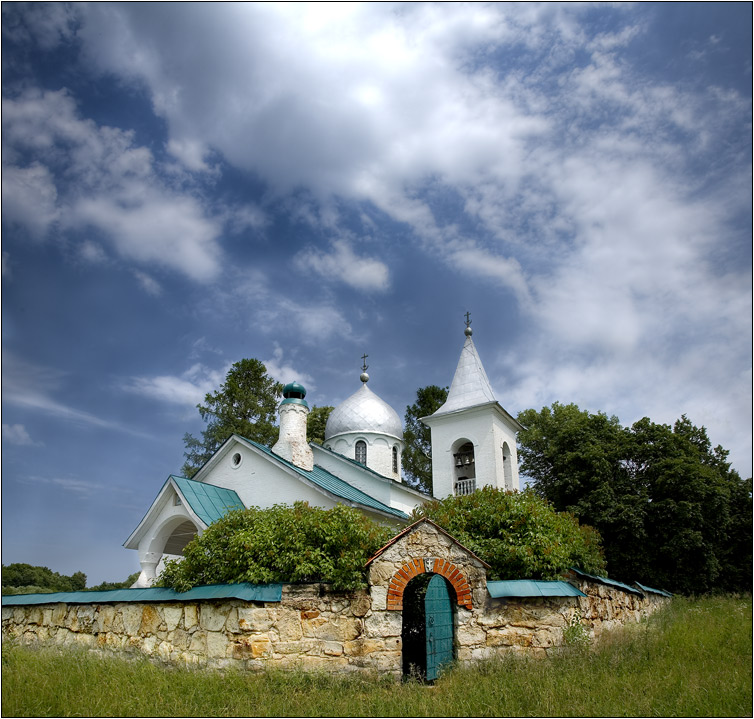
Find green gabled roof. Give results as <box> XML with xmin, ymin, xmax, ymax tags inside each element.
<box><xmin>487</xmin><ymin>580</ymin><xmax>586</xmax><ymax>598</ymax></box>
<box><xmin>240</xmin><ymin>438</ymin><xmax>408</xmax><ymax>520</ymax></box>
<box><xmin>171</xmin><ymin>476</ymin><xmax>245</xmax><ymax>525</ymax></box>
<box><xmin>1</xmin><ymin>582</ymin><xmax>282</xmax><ymax>606</ymax></box>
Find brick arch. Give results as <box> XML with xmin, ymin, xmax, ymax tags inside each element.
<box><xmin>386</xmin><ymin>558</ymin><xmax>473</xmax><ymax>611</ymax></box>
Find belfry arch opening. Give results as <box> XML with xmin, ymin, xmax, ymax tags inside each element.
<box><xmin>502</xmin><ymin>441</ymin><xmax>513</xmax><ymax>491</ymax></box>
<box><xmin>452</xmin><ymin>440</ymin><xmax>476</xmax><ymax>495</ymax></box>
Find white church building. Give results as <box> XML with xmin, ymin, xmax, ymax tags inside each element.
<box><xmin>125</xmin><ymin>321</ymin><xmax>521</xmax><ymax>587</ymax></box>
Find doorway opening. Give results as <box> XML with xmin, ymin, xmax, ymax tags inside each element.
<box><xmin>401</xmin><ymin>573</ymin><xmax>455</xmax><ymax>682</ymax></box>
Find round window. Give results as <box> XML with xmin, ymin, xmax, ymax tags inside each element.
<box><xmin>231</xmin><ymin>452</ymin><xmax>242</xmax><ymax>468</ymax></box>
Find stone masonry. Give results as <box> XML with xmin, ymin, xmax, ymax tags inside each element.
<box><xmin>2</xmin><ymin>520</ymin><xmax>670</xmax><ymax>675</ymax></box>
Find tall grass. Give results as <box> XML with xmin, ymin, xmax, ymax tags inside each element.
<box><xmin>2</xmin><ymin>595</ymin><xmax>751</xmax><ymax>717</ymax></box>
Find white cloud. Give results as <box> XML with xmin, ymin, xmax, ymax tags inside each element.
<box><xmin>1</xmin><ymin>352</ymin><xmax>149</xmax><ymax>437</ymax></box>
<box><xmin>121</xmin><ymin>363</ymin><xmax>226</xmax><ymax>408</ymax></box>
<box><xmin>132</xmin><ymin>270</ymin><xmax>162</xmax><ymax>296</ymax></box>
<box><xmin>295</xmin><ymin>239</ymin><xmax>389</xmax><ymax>292</ymax></box>
<box><xmin>2</xmin><ymin>88</ymin><xmax>222</xmax><ymax>282</ymax></box>
<box><xmin>73</xmin><ymin>195</ymin><xmax>221</xmax><ymax>282</ymax></box>
<box><xmin>2</xmin><ymin>423</ymin><xmax>37</xmax><ymax>446</ymax></box>
<box><xmin>262</xmin><ymin>343</ymin><xmax>315</xmax><ymax>389</ymax></box>
<box><xmin>22</xmin><ymin>474</ymin><xmax>107</xmax><ymax>495</ymax></box>
<box><xmin>1</xmin><ymin>163</ymin><xmax>59</xmax><ymax>238</ymax></box>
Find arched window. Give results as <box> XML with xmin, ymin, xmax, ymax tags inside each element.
<box><xmin>355</xmin><ymin>440</ymin><xmax>367</xmax><ymax>465</ymax></box>
<box><xmin>392</xmin><ymin>445</ymin><xmax>399</xmax><ymax>474</ymax></box>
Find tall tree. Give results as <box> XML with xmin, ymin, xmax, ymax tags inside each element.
<box><xmin>518</xmin><ymin>403</ymin><xmax>752</xmax><ymax>594</ymax></box>
<box><xmin>403</xmin><ymin>385</ymin><xmax>448</xmax><ymax>494</ymax></box>
<box><xmin>182</xmin><ymin>359</ymin><xmax>283</xmax><ymax>477</ymax></box>
<box><xmin>307</xmin><ymin>405</ymin><xmax>334</xmax><ymax>445</ymax></box>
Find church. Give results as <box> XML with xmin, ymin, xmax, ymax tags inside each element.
<box><xmin>124</xmin><ymin>319</ymin><xmax>522</xmax><ymax>587</ymax></box>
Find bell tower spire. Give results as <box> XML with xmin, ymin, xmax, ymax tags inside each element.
<box><xmin>422</xmin><ymin>315</ymin><xmax>521</xmax><ymax>498</ymax></box>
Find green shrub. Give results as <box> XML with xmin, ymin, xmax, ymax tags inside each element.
<box><xmin>1</xmin><ymin>586</ymin><xmax>56</xmax><ymax>596</ymax></box>
<box><xmin>411</xmin><ymin>487</ymin><xmax>606</xmax><ymax>579</ymax></box>
<box><xmin>158</xmin><ymin>502</ymin><xmax>393</xmax><ymax>592</ymax></box>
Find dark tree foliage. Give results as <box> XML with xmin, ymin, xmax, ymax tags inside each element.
<box><xmin>403</xmin><ymin>385</ymin><xmax>448</xmax><ymax>494</ymax></box>
<box><xmin>307</xmin><ymin>405</ymin><xmax>334</xmax><ymax>445</ymax></box>
<box><xmin>158</xmin><ymin>502</ymin><xmax>394</xmax><ymax>592</ymax></box>
<box><xmin>2</xmin><ymin>563</ymin><xmax>86</xmax><ymax>592</ymax></box>
<box><xmin>182</xmin><ymin>359</ymin><xmax>283</xmax><ymax>477</ymax></box>
<box><xmin>411</xmin><ymin>486</ymin><xmax>606</xmax><ymax>580</ymax></box>
<box><xmin>518</xmin><ymin>403</ymin><xmax>752</xmax><ymax>594</ymax></box>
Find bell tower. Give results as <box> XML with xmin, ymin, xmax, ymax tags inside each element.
<box><xmin>422</xmin><ymin>315</ymin><xmax>521</xmax><ymax>498</ymax></box>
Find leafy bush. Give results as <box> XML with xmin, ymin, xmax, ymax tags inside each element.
<box><xmin>411</xmin><ymin>487</ymin><xmax>606</xmax><ymax>580</ymax></box>
<box><xmin>1</xmin><ymin>585</ymin><xmax>56</xmax><ymax>596</ymax></box>
<box><xmin>158</xmin><ymin>502</ymin><xmax>393</xmax><ymax>592</ymax></box>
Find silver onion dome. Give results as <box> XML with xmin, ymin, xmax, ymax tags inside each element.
<box><xmin>325</xmin><ymin>383</ymin><xmax>403</xmax><ymax>440</ymax></box>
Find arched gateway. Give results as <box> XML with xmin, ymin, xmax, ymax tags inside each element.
<box><xmin>365</xmin><ymin>518</ymin><xmax>490</xmax><ymax>681</ymax></box>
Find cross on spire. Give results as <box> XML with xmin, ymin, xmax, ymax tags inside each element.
<box><xmin>464</xmin><ymin>311</ymin><xmax>472</xmax><ymax>328</ymax></box>
<box><xmin>361</xmin><ymin>353</ymin><xmax>369</xmax><ymax>372</ymax></box>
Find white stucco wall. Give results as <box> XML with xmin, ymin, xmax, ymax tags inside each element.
<box><xmin>426</xmin><ymin>404</ymin><xmax>520</xmax><ymax>498</ymax></box>
<box><xmin>324</xmin><ymin>430</ymin><xmax>403</xmax><ymax>480</ymax></box>
<box><xmin>196</xmin><ymin>442</ymin><xmax>337</xmax><ymax>510</ymax></box>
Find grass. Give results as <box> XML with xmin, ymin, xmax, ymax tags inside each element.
<box><xmin>2</xmin><ymin>595</ymin><xmax>751</xmax><ymax>717</ymax></box>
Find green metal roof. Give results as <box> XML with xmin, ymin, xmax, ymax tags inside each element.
<box><xmin>634</xmin><ymin>582</ymin><xmax>673</xmax><ymax>598</ymax></box>
<box><xmin>171</xmin><ymin>475</ymin><xmax>245</xmax><ymax>526</ymax></box>
<box><xmin>314</xmin><ymin>442</ymin><xmax>431</xmax><ymax>497</ymax></box>
<box><xmin>487</xmin><ymin>580</ymin><xmax>586</xmax><ymax>598</ymax></box>
<box><xmin>569</xmin><ymin>568</ymin><xmax>644</xmax><ymax>597</ymax></box>
<box><xmin>2</xmin><ymin>583</ymin><xmax>282</xmax><ymax>606</ymax></box>
<box><xmin>241</xmin><ymin>438</ymin><xmax>408</xmax><ymax>520</ymax></box>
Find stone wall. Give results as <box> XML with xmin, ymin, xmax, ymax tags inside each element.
<box><xmin>2</xmin><ymin>579</ymin><xmax>668</xmax><ymax>675</ymax></box>
<box><xmin>2</xmin><ymin>521</ymin><xmax>670</xmax><ymax>675</ymax></box>
<box><xmin>2</xmin><ymin>584</ymin><xmax>403</xmax><ymax>675</ymax></box>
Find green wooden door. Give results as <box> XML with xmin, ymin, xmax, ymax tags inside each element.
<box><xmin>425</xmin><ymin>574</ymin><xmax>454</xmax><ymax>681</ymax></box>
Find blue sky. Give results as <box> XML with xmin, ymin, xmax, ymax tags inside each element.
<box><xmin>2</xmin><ymin>3</ymin><xmax>751</xmax><ymax>585</ymax></box>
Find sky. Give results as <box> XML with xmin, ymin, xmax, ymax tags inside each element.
<box><xmin>2</xmin><ymin>2</ymin><xmax>751</xmax><ymax>585</ymax></box>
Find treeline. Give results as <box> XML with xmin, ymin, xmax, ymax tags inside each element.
<box><xmin>518</xmin><ymin>404</ymin><xmax>752</xmax><ymax>595</ymax></box>
<box><xmin>2</xmin><ymin>563</ymin><xmax>139</xmax><ymax>595</ymax></box>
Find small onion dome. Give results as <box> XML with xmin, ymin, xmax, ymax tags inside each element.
<box><xmin>325</xmin><ymin>383</ymin><xmax>403</xmax><ymax>440</ymax></box>
<box><xmin>281</xmin><ymin>381</ymin><xmax>309</xmax><ymax>408</ymax></box>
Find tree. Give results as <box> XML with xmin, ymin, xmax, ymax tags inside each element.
<box><xmin>403</xmin><ymin>385</ymin><xmax>448</xmax><ymax>494</ymax></box>
<box><xmin>182</xmin><ymin>359</ymin><xmax>283</xmax><ymax>477</ymax></box>
<box><xmin>86</xmin><ymin>572</ymin><xmax>141</xmax><ymax>591</ymax></box>
<box><xmin>307</xmin><ymin>405</ymin><xmax>334</xmax><ymax>445</ymax></box>
<box><xmin>410</xmin><ymin>486</ymin><xmax>606</xmax><ymax>580</ymax></box>
<box><xmin>158</xmin><ymin>502</ymin><xmax>393</xmax><ymax>592</ymax></box>
<box><xmin>2</xmin><ymin>563</ymin><xmax>87</xmax><ymax>593</ymax></box>
<box><xmin>518</xmin><ymin>403</ymin><xmax>752</xmax><ymax>594</ymax></box>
